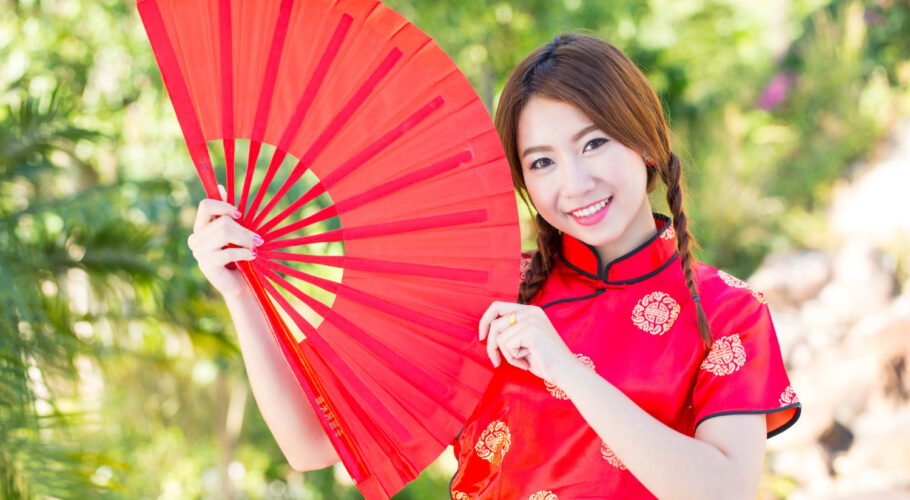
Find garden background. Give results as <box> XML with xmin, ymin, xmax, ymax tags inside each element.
<box><xmin>2</xmin><ymin>0</ymin><xmax>909</xmax><ymax>498</ymax></box>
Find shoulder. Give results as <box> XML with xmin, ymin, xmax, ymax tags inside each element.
<box><xmin>692</xmin><ymin>262</ymin><xmax>770</xmax><ymax>328</ymax></box>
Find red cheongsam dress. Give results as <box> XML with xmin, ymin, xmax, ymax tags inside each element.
<box><xmin>449</xmin><ymin>214</ymin><xmax>801</xmax><ymax>499</ymax></box>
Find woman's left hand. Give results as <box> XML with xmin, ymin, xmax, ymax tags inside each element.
<box><xmin>478</xmin><ymin>301</ymin><xmax>578</xmax><ymax>385</ymax></box>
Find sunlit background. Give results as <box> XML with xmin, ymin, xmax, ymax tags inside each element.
<box><xmin>2</xmin><ymin>0</ymin><xmax>909</xmax><ymax>498</ymax></box>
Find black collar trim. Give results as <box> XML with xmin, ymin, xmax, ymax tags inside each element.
<box><xmin>558</xmin><ymin>213</ymin><xmax>676</xmax><ymax>285</ymax></box>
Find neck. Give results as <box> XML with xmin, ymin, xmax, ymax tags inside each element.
<box><xmin>594</xmin><ymin>200</ymin><xmax>658</xmax><ymax>263</ymax></box>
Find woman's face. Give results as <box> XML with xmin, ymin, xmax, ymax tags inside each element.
<box><xmin>517</xmin><ymin>96</ymin><xmax>654</xmax><ymax>261</ymax></box>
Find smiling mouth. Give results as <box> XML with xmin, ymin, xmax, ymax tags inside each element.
<box><xmin>569</xmin><ymin>196</ymin><xmax>613</xmax><ymax>217</ymax></box>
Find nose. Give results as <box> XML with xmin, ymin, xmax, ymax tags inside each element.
<box><xmin>560</xmin><ymin>157</ymin><xmax>596</xmax><ymax>199</ymax></box>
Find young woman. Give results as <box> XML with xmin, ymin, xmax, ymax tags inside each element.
<box><xmin>187</xmin><ymin>33</ymin><xmax>800</xmax><ymax>500</ymax></box>
<box><xmin>447</xmin><ymin>34</ymin><xmax>800</xmax><ymax>499</ymax></box>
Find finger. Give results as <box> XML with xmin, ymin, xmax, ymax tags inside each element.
<box><xmin>478</xmin><ymin>301</ymin><xmax>524</xmax><ymax>341</ymax></box>
<box><xmin>485</xmin><ymin>318</ymin><xmax>505</xmax><ymax>367</ymax></box>
<box><xmin>218</xmin><ymin>184</ymin><xmax>228</xmax><ymax>203</ymax></box>
<box><xmin>497</xmin><ymin>323</ymin><xmax>530</xmax><ymax>363</ymax></box>
<box><xmin>199</xmin><ymin>247</ymin><xmax>256</xmax><ymax>272</ymax></box>
<box><xmin>190</xmin><ymin>216</ymin><xmax>262</xmax><ymax>254</ymax></box>
<box><xmin>194</xmin><ymin>198</ymin><xmax>241</xmax><ymax>234</ymax></box>
<box><xmin>496</xmin><ymin>327</ymin><xmax>530</xmax><ymax>371</ymax></box>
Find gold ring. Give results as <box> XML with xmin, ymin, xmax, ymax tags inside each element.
<box><xmin>508</xmin><ymin>312</ymin><xmax>517</xmax><ymax>326</ymax></box>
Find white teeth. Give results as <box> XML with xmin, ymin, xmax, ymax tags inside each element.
<box><xmin>570</xmin><ymin>197</ymin><xmax>611</xmax><ymax>217</ymax></box>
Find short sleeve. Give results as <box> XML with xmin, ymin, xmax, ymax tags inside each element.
<box><xmin>692</xmin><ymin>293</ymin><xmax>801</xmax><ymax>438</ymax></box>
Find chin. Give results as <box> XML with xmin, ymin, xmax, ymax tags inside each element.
<box><xmin>567</xmin><ymin>222</ymin><xmax>624</xmax><ymax>247</ymax></box>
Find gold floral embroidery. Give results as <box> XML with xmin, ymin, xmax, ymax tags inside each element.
<box><xmin>719</xmin><ymin>270</ymin><xmax>768</xmax><ymax>304</ymax></box>
<box><xmin>700</xmin><ymin>334</ymin><xmax>747</xmax><ymax>376</ymax></box>
<box><xmin>631</xmin><ymin>291</ymin><xmax>680</xmax><ymax>335</ymax></box>
<box><xmin>779</xmin><ymin>385</ymin><xmax>799</xmax><ymax>406</ymax></box>
<box><xmin>545</xmin><ymin>354</ymin><xmax>595</xmax><ymax>399</ymax></box>
<box><xmin>718</xmin><ymin>270</ymin><xmax>749</xmax><ymax>289</ymax></box>
<box><xmin>600</xmin><ymin>441</ymin><xmax>627</xmax><ymax>470</ymax></box>
<box><xmin>528</xmin><ymin>491</ymin><xmax>558</xmax><ymax>500</ymax></box>
<box><xmin>452</xmin><ymin>490</ymin><xmax>470</xmax><ymax>500</ymax></box>
<box><xmin>660</xmin><ymin>225</ymin><xmax>676</xmax><ymax>240</ymax></box>
<box><xmin>475</xmin><ymin>420</ymin><xmax>511</xmax><ymax>464</ymax></box>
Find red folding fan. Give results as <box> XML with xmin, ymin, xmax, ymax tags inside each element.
<box><xmin>137</xmin><ymin>0</ymin><xmax>520</xmax><ymax>498</ymax></box>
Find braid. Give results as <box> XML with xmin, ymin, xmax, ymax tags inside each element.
<box><xmin>518</xmin><ymin>214</ymin><xmax>562</xmax><ymax>304</ymax></box>
<box><xmin>662</xmin><ymin>153</ymin><xmax>712</xmax><ymax>349</ymax></box>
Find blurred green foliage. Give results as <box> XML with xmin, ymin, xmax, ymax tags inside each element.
<box><xmin>1</xmin><ymin>0</ymin><xmax>909</xmax><ymax>498</ymax></box>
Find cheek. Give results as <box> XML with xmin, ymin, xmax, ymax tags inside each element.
<box><xmin>615</xmin><ymin>162</ymin><xmax>649</xmax><ymax>199</ymax></box>
<box><xmin>525</xmin><ymin>177</ymin><xmax>558</xmax><ymax>213</ymax></box>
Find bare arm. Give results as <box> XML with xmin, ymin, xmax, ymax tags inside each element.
<box><xmin>223</xmin><ymin>286</ymin><xmax>340</xmax><ymax>471</ymax></box>
<box><xmin>481</xmin><ymin>302</ymin><xmax>766</xmax><ymax>500</ymax></box>
<box><xmin>187</xmin><ymin>187</ymin><xmax>340</xmax><ymax>471</ymax></box>
<box><xmin>556</xmin><ymin>360</ymin><xmax>766</xmax><ymax>500</ymax></box>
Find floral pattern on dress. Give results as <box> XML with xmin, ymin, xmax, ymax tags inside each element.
<box><xmin>779</xmin><ymin>385</ymin><xmax>799</xmax><ymax>406</ymax></box>
<box><xmin>545</xmin><ymin>354</ymin><xmax>595</xmax><ymax>400</ymax></box>
<box><xmin>452</xmin><ymin>490</ymin><xmax>470</xmax><ymax>500</ymax></box>
<box><xmin>601</xmin><ymin>441</ymin><xmax>627</xmax><ymax>470</ymax></box>
<box><xmin>528</xmin><ymin>491</ymin><xmax>558</xmax><ymax>500</ymax></box>
<box><xmin>475</xmin><ymin>420</ymin><xmax>511</xmax><ymax>464</ymax></box>
<box><xmin>718</xmin><ymin>270</ymin><xmax>749</xmax><ymax>289</ymax></box>
<box><xmin>632</xmin><ymin>291</ymin><xmax>680</xmax><ymax>336</ymax></box>
<box><xmin>719</xmin><ymin>270</ymin><xmax>768</xmax><ymax>304</ymax></box>
<box><xmin>660</xmin><ymin>225</ymin><xmax>676</xmax><ymax>240</ymax></box>
<box><xmin>700</xmin><ymin>334</ymin><xmax>747</xmax><ymax>376</ymax></box>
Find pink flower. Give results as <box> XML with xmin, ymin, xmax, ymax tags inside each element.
<box><xmin>757</xmin><ymin>71</ymin><xmax>796</xmax><ymax>110</ymax></box>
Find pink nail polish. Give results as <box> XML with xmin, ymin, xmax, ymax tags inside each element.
<box><xmin>253</xmin><ymin>234</ymin><xmax>264</xmax><ymax>246</ymax></box>
<box><xmin>233</xmin><ymin>209</ymin><xmax>242</xmax><ymax>218</ymax></box>
<box><xmin>251</xmin><ymin>247</ymin><xmax>257</xmax><ymax>258</ymax></box>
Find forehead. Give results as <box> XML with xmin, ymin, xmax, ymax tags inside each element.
<box><xmin>517</xmin><ymin>96</ymin><xmax>594</xmax><ymax>147</ymax></box>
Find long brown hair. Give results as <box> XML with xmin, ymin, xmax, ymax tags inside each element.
<box><xmin>495</xmin><ymin>33</ymin><xmax>712</xmax><ymax>348</ymax></box>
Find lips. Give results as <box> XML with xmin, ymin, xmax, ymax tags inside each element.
<box><xmin>567</xmin><ymin>196</ymin><xmax>612</xmax><ymax>226</ymax></box>
<box><xmin>569</xmin><ymin>197</ymin><xmax>611</xmax><ymax>217</ymax></box>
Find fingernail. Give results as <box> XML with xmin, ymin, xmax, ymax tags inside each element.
<box><xmin>251</xmin><ymin>247</ymin><xmax>257</xmax><ymax>258</ymax></box>
<box><xmin>233</xmin><ymin>209</ymin><xmax>242</xmax><ymax>218</ymax></box>
<box><xmin>253</xmin><ymin>234</ymin><xmax>264</xmax><ymax>246</ymax></box>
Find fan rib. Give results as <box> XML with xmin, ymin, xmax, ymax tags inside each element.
<box><xmin>258</xmin><ymin>259</ymin><xmax>481</xmax><ymax>359</ymax></box>
<box><xmin>264</xmin><ymin>209</ymin><xmax>488</xmax><ymax>249</ymax></box>
<box><xmin>218</xmin><ymin>0</ymin><xmax>235</xmax><ymax>203</ymax></box>
<box><xmin>263</xmin><ymin>269</ymin><xmax>457</xmax><ymax>441</ymax></box>
<box><xmin>240</xmin><ymin>263</ymin><xmax>370</xmax><ymax>482</ymax></box>
<box><xmin>258</xmin><ymin>274</ymin><xmax>411</xmax><ymax>457</ymax></box>
<box><xmin>260</xmin><ymin>265</ymin><xmax>448</xmax><ymax>397</ymax></box>
<box><xmin>263</xmin><ymin>148</ymin><xmax>473</xmax><ymax>240</ymax></box>
<box><xmin>336</xmin><ymin>285</ymin><xmax>476</xmax><ymax>348</ymax></box>
<box><xmin>260</xmin><ymin>250</ymin><xmax>488</xmax><ymax>283</ymax></box>
<box><xmin>251</xmin><ymin>47</ymin><xmax>404</xmax><ymax>226</ymax></box>
<box><xmin>260</xmin><ymin>261</ymin><xmax>481</xmax><ymax>426</ymax></box>
<box><xmin>136</xmin><ymin>0</ymin><xmax>218</xmax><ymax>198</ymax></box>
<box><xmin>239</xmin><ymin>0</ymin><xmax>293</xmax><ymax>215</ymax></box>
<box><xmin>260</xmin><ymin>259</ymin><xmax>339</xmax><ymax>296</ymax></box>
<box><xmin>260</xmin><ymin>268</ymin><xmax>430</xmax><ymax>440</ymax></box>
<box><xmin>246</xmin><ymin>14</ymin><xmax>354</xmax><ymax>223</ymax></box>
<box><xmin>256</xmin><ymin>95</ymin><xmax>446</xmax><ymax>235</ymax></box>
<box><xmin>263</xmin><ymin>202</ymin><xmax>336</xmax><ymax>240</ymax></box>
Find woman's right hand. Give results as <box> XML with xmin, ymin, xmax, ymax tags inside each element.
<box><xmin>187</xmin><ymin>185</ymin><xmax>264</xmax><ymax>299</ymax></box>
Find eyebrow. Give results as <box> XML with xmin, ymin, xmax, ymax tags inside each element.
<box><xmin>520</xmin><ymin>124</ymin><xmax>600</xmax><ymax>158</ymax></box>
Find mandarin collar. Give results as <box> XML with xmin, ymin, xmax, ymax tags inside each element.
<box><xmin>558</xmin><ymin>213</ymin><xmax>679</xmax><ymax>285</ymax></box>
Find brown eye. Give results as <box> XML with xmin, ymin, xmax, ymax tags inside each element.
<box><xmin>583</xmin><ymin>138</ymin><xmax>608</xmax><ymax>152</ymax></box>
<box><xmin>529</xmin><ymin>157</ymin><xmax>553</xmax><ymax>170</ymax></box>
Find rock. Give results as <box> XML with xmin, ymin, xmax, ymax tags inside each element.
<box><xmin>749</xmin><ymin>250</ymin><xmax>832</xmax><ymax>307</ymax></box>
